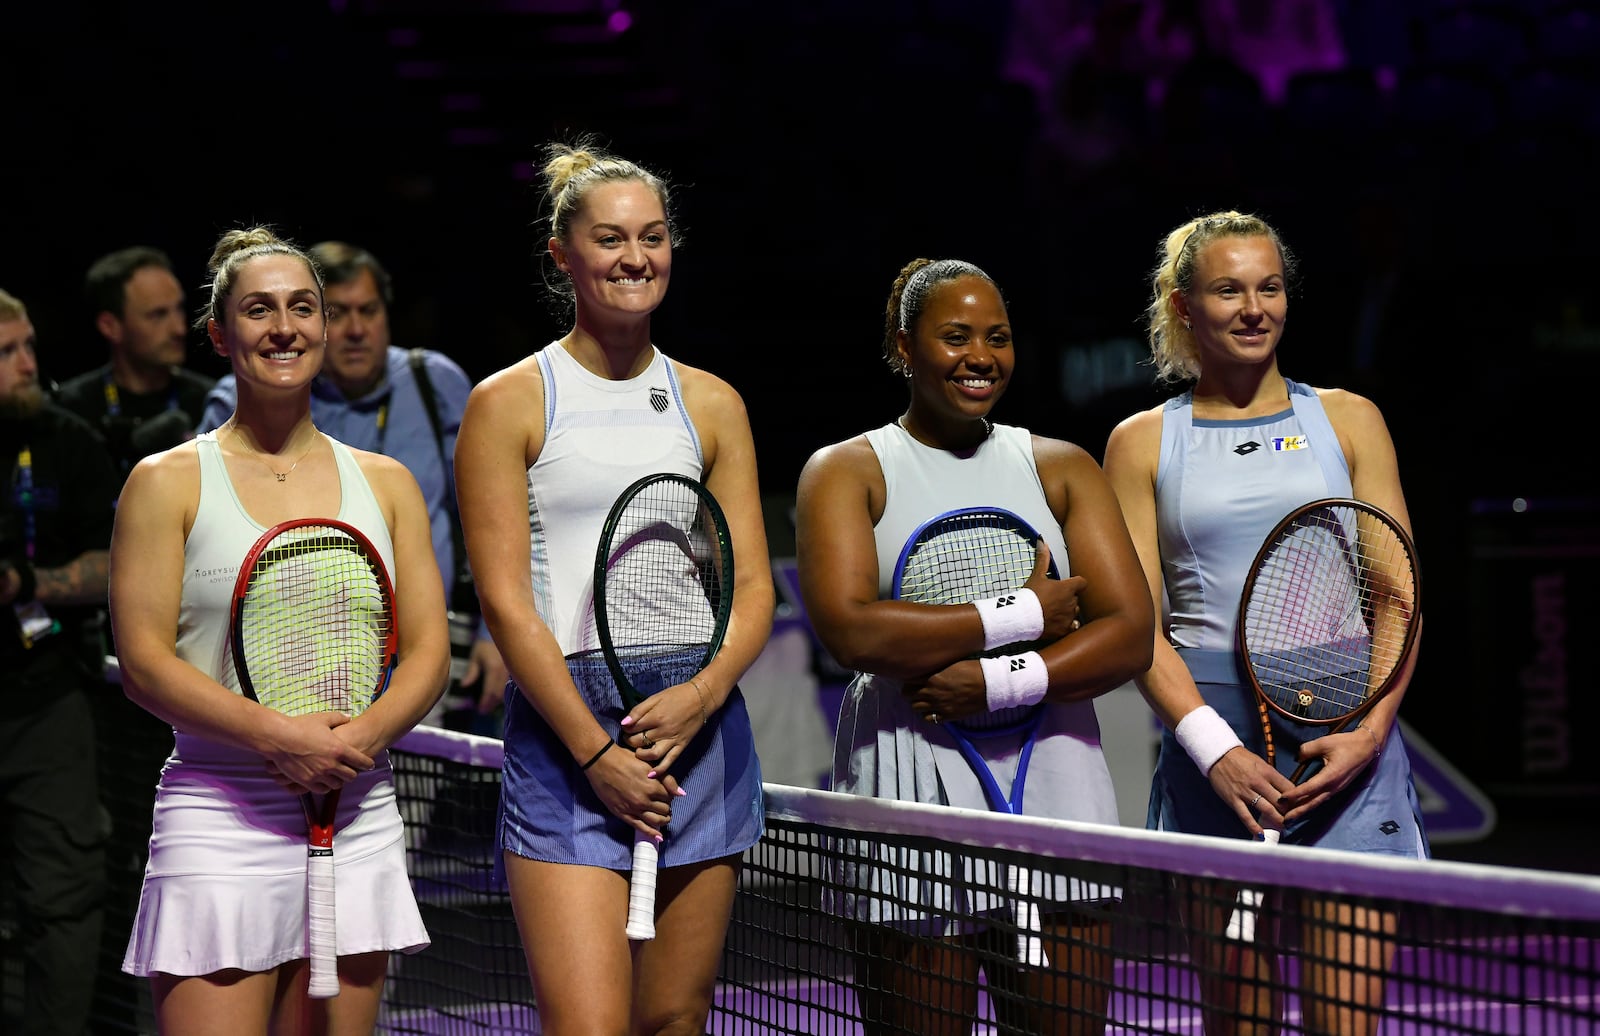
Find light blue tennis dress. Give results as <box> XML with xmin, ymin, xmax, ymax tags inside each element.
<box><xmin>1148</xmin><ymin>380</ymin><xmax>1428</xmax><ymax>857</ymax></box>
<box><xmin>497</xmin><ymin>344</ymin><xmax>763</xmax><ymax>872</ymax></box>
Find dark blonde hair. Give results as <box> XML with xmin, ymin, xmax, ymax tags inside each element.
<box><xmin>882</xmin><ymin>258</ymin><xmax>998</xmax><ymax>375</ymax></box>
<box><xmin>539</xmin><ymin>138</ymin><xmax>674</xmax><ymax>310</ymax></box>
<box><xmin>0</xmin><ymin>287</ymin><xmax>26</xmax><ymax>323</ymax></box>
<box><xmin>195</xmin><ymin>226</ymin><xmax>323</xmax><ymax>332</ymax></box>
<box><xmin>1146</xmin><ymin>210</ymin><xmax>1295</xmax><ymax>383</ymax></box>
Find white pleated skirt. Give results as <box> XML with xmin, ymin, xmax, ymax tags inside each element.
<box><xmin>123</xmin><ymin>733</ymin><xmax>429</xmax><ymax>978</ymax></box>
<box><xmin>828</xmin><ymin>671</ymin><xmax>1122</xmax><ymax>930</ymax></box>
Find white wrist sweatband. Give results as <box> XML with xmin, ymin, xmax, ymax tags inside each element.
<box><xmin>1173</xmin><ymin>705</ymin><xmax>1243</xmax><ymax>777</ymax></box>
<box><xmin>974</xmin><ymin>587</ymin><xmax>1044</xmax><ymax>650</ymax></box>
<box><xmin>980</xmin><ymin>651</ymin><xmax>1049</xmax><ymax>711</ymax></box>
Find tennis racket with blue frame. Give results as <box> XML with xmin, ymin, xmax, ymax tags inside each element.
<box><xmin>891</xmin><ymin>505</ymin><xmax>1058</xmax><ymax>966</ymax></box>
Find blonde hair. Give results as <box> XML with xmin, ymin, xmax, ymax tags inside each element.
<box><xmin>1146</xmin><ymin>210</ymin><xmax>1294</xmax><ymax>383</ymax></box>
<box><xmin>539</xmin><ymin>138</ymin><xmax>673</xmax><ymax>310</ymax></box>
<box><xmin>0</xmin><ymin>287</ymin><xmax>26</xmax><ymax>323</ymax></box>
<box><xmin>195</xmin><ymin>226</ymin><xmax>323</xmax><ymax>331</ymax></box>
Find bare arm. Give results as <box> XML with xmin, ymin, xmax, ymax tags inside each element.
<box><xmin>621</xmin><ymin>364</ymin><xmax>777</xmax><ymax>774</ymax></box>
<box><xmin>1104</xmin><ymin>407</ymin><xmax>1291</xmax><ymax>834</ymax></box>
<box><xmin>454</xmin><ymin>358</ymin><xmax>672</xmax><ymax>836</ymax></box>
<box><xmin>795</xmin><ymin>437</ymin><xmax>985</xmax><ymax>678</ymax></box>
<box><xmin>794</xmin><ymin>438</ymin><xmax>1080</xmax><ymax>679</ymax></box>
<box><xmin>0</xmin><ymin>552</ymin><xmax>107</xmax><ymax>607</ymax></box>
<box><xmin>677</xmin><ymin>364</ymin><xmax>775</xmax><ymax>707</ymax></box>
<box><xmin>109</xmin><ymin>447</ymin><xmax>374</xmax><ymax>794</ymax></box>
<box><xmin>1280</xmin><ymin>389</ymin><xmax>1422</xmax><ymax>816</ymax></box>
<box><xmin>454</xmin><ymin>360</ymin><xmax>604</xmax><ymax>762</ymax></box>
<box><xmin>896</xmin><ymin>438</ymin><xmax>1156</xmax><ymax>722</ymax></box>
<box><xmin>1030</xmin><ymin>436</ymin><xmax>1154</xmax><ymax>694</ymax></box>
<box><xmin>339</xmin><ymin>452</ymin><xmax>452</xmax><ymax>756</ymax></box>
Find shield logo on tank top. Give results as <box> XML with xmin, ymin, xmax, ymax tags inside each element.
<box><xmin>650</xmin><ymin>387</ymin><xmax>669</xmax><ymax>413</ymax></box>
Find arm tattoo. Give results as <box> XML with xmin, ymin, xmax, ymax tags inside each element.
<box><xmin>36</xmin><ymin>550</ymin><xmax>111</xmax><ymax>607</ymax></box>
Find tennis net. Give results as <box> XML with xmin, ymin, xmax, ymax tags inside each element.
<box><xmin>383</xmin><ymin>726</ymin><xmax>1600</xmax><ymax>1036</ymax></box>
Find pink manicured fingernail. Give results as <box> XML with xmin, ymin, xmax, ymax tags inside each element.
<box><xmin>675</xmin><ymin>787</ymin><xmax>687</xmax><ymax>797</ymax></box>
<box><xmin>620</xmin><ymin>716</ymin><xmax>634</xmax><ymax>726</ymax></box>
<box><xmin>647</xmin><ymin>771</ymin><xmax>657</xmax><ymax>779</ymax></box>
<box><xmin>654</xmin><ymin>834</ymin><xmax>664</xmax><ymax>845</ymax></box>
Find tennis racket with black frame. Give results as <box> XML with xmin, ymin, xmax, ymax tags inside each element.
<box><xmin>593</xmin><ymin>472</ymin><xmax>735</xmax><ymax>942</ymax></box>
<box><xmin>890</xmin><ymin>505</ymin><xmax>1059</xmax><ymax>967</ymax></box>
<box><xmin>230</xmin><ymin>517</ymin><xmax>398</xmax><ymax>999</ymax></box>
<box><xmin>1226</xmin><ymin>497</ymin><xmax>1422</xmax><ymax>941</ymax></box>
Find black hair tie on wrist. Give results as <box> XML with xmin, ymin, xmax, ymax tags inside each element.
<box><xmin>579</xmin><ymin>740</ymin><xmax>615</xmax><ymax>772</ymax></box>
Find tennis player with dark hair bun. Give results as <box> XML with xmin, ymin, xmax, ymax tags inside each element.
<box><xmin>109</xmin><ymin>226</ymin><xmax>450</xmax><ymax>1034</ymax></box>
<box><xmin>452</xmin><ymin>139</ymin><xmax>772</xmax><ymax>1036</ymax></box>
<box><xmin>794</xmin><ymin>257</ymin><xmax>1153</xmax><ymax>1036</ymax></box>
<box><xmin>1103</xmin><ymin>210</ymin><xmax>1428</xmax><ymax>1035</ymax></box>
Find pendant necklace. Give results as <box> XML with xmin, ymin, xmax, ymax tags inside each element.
<box><xmin>232</xmin><ymin>426</ymin><xmax>316</xmax><ymax>483</ymax></box>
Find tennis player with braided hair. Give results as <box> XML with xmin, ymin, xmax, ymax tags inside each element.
<box><xmin>453</xmin><ymin>139</ymin><xmax>771</xmax><ymax>1036</ymax></box>
<box><xmin>1103</xmin><ymin>210</ymin><xmax>1429</xmax><ymax>1035</ymax></box>
<box><xmin>109</xmin><ymin>226</ymin><xmax>449</xmax><ymax>1034</ymax></box>
<box><xmin>795</xmin><ymin>257</ymin><xmax>1152</xmax><ymax>1036</ymax></box>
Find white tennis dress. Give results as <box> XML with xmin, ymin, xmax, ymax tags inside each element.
<box><xmin>123</xmin><ymin>433</ymin><xmax>429</xmax><ymax>978</ymax></box>
<box><xmin>828</xmin><ymin>422</ymin><xmax>1120</xmax><ymax>929</ymax></box>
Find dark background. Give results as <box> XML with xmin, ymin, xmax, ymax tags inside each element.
<box><xmin>4</xmin><ymin>0</ymin><xmax>1597</xmax><ymax>869</ymax></box>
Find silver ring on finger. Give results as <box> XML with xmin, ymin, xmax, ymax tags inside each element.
<box><xmin>1250</xmin><ymin>792</ymin><xmax>1263</xmax><ymax>811</ymax></box>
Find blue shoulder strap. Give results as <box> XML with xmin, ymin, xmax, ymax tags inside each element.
<box><xmin>1285</xmin><ymin>379</ymin><xmax>1352</xmax><ymax>497</ymax></box>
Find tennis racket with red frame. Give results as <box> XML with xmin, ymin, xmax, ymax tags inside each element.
<box><xmin>1227</xmin><ymin>497</ymin><xmax>1421</xmax><ymax>940</ymax></box>
<box><xmin>230</xmin><ymin>518</ymin><xmax>398</xmax><ymax>998</ymax></box>
<box><xmin>593</xmin><ymin>473</ymin><xmax>734</xmax><ymax>942</ymax></box>
<box><xmin>891</xmin><ymin>505</ymin><xmax>1059</xmax><ymax>967</ymax></box>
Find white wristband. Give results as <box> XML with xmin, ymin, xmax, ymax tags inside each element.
<box><xmin>1173</xmin><ymin>705</ymin><xmax>1243</xmax><ymax>777</ymax></box>
<box><xmin>980</xmin><ymin>651</ymin><xmax>1049</xmax><ymax>711</ymax></box>
<box><xmin>974</xmin><ymin>587</ymin><xmax>1044</xmax><ymax>651</ymax></box>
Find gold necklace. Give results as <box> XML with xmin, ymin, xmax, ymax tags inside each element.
<box><xmin>231</xmin><ymin>426</ymin><xmax>316</xmax><ymax>483</ymax></box>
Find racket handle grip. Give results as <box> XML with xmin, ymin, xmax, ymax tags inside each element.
<box><xmin>306</xmin><ymin>849</ymin><xmax>339</xmax><ymax>998</ymax></box>
<box><xmin>1224</xmin><ymin>829</ymin><xmax>1280</xmax><ymax>944</ymax></box>
<box><xmin>625</xmin><ymin>831</ymin><xmax>659</xmax><ymax>941</ymax></box>
<box><xmin>1005</xmin><ymin>864</ymin><xmax>1050</xmax><ymax>968</ymax></box>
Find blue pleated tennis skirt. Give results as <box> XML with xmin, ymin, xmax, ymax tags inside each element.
<box><xmin>498</xmin><ymin>650</ymin><xmax>763</xmax><ymax>875</ymax></box>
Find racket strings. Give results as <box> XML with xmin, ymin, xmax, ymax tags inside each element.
<box><xmin>1243</xmin><ymin>506</ymin><xmax>1418</xmax><ymax>722</ymax></box>
<box><xmin>896</xmin><ymin>513</ymin><xmax>1043</xmax><ymax>732</ymax></box>
<box><xmin>601</xmin><ymin>487</ymin><xmax>729</xmax><ymax>660</ymax></box>
<box><xmin>239</xmin><ymin>533</ymin><xmax>391</xmax><ymax>717</ymax></box>
<box><xmin>897</xmin><ymin>518</ymin><xmax>1039</xmax><ymax>611</ymax></box>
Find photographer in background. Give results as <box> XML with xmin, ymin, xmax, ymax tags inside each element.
<box><xmin>55</xmin><ymin>246</ymin><xmax>214</xmax><ymax>487</ymax></box>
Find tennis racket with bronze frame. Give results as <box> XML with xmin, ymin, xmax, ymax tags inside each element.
<box><xmin>1227</xmin><ymin>497</ymin><xmax>1421</xmax><ymax>940</ymax></box>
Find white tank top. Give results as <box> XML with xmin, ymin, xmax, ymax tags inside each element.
<box><xmin>176</xmin><ymin>432</ymin><xmax>395</xmax><ymax>691</ymax></box>
<box><xmin>527</xmin><ymin>343</ymin><xmax>703</xmax><ymax>656</ymax></box>
<box><xmin>864</xmin><ymin>421</ymin><xmax>1070</xmax><ymax>594</ymax></box>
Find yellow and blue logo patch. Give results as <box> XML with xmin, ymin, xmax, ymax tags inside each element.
<box><xmin>1271</xmin><ymin>435</ymin><xmax>1309</xmax><ymax>452</ymax></box>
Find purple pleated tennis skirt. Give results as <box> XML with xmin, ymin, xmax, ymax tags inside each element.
<box><xmin>498</xmin><ymin>650</ymin><xmax>763</xmax><ymax>876</ymax></box>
